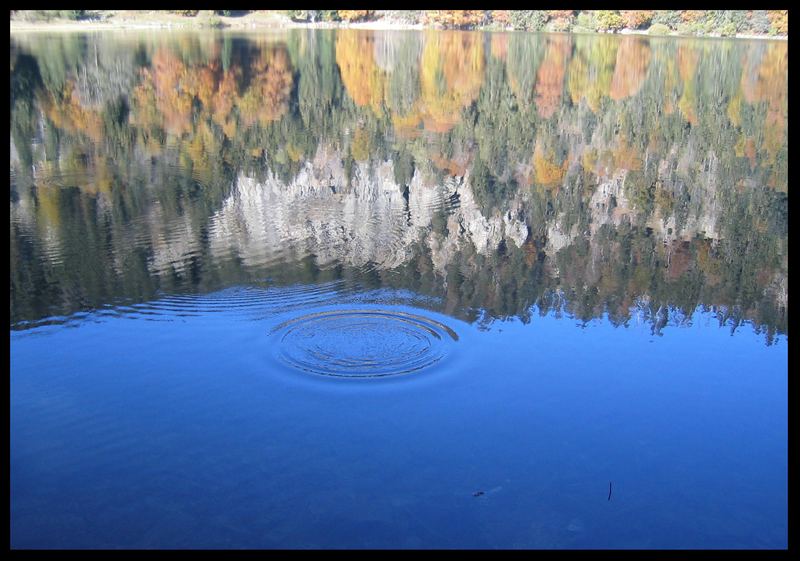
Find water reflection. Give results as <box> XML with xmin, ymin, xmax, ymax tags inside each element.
<box><xmin>9</xmin><ymin>30</ymin><xmax>787</xmax><ymax>342</ymax></box>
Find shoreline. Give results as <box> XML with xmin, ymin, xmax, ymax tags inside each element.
<box><xmin>9</xmin><ymin>15</ymin><xmax>788</xmax><ymax>41</ymax></box>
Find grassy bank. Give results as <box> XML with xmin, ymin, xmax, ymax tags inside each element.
<box><xmin>10</xmin><ymin>10</ymin><xmax>788</xmax><ymax>39</ymax></box>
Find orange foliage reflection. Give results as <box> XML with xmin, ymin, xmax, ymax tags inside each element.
<box><xmin>535</xmin><ymin>36</ymin><xmax>571</xmax><ymax>119</ymax></box>
<box><xmin>609</xmin><ymin>37</ymin><xmax>651</xmax><ymax>100</ymax></box>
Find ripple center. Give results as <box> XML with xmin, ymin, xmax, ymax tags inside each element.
<box><xmin>271</xmin><ymin>309</ymin><xmax>457</xmax><ymax>378</ymax></box>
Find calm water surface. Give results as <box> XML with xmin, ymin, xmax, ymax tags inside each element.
<box><xmin>10</xmin><ymin>29</ymin><xmax>787</xmax><ymax>548</ymax></box>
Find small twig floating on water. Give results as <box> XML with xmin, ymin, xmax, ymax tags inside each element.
<box><xmin>608</xmin><ymin>481</ymin><xmax>612</xmax><ymax>501</ymax></box>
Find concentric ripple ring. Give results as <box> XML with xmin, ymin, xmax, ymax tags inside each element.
<box><xmin>271</xmin><ymin>309</ymin><xmax>458</xmax><ymax>378</ymax></box>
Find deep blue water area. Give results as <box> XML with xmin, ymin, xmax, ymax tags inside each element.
<box><xmin>10</xmin><ymin>287</ymin><xmax>787</xmax><ymax>548</ymax></box>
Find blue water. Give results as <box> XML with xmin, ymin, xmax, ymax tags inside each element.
<box><xmin>10</xmin><ymin>285</ymin><xmax>787</xmax><ymax>549</ymax></box>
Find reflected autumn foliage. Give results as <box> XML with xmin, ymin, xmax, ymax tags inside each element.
<box><xmin>676</xmin><ymin>45</ymin><xmax>699</xmax><ymax>125</ymax></box>
<box><xmin>740</xmin><ymin>43</ymin><xmax>788</xmax><ymax>169</ymax></box>
<box><xmin>534</xmin><ymin>35</ymin><xmax>571</xmax><ymax>118</ymax></box>
<box><xmin>18</xmin><ymin>31</ymin><xmax>787</xmax><ymax>193</ymax></box>
<box><xmin>532</xmin><ymin>139</ymin><xmax>567</xmax><ymax>191</ymax></box>
<box><xmin>567</xmin><ymin>35</ymin><xmax>618</xmax><ymax>112</ymax></box>
<box><xmin>9</xmin><ymin>31</ymin><xmax>788</xmax><ymax>339</ymax></box>
<box><xmin>418</xmin><ymin>31</ymin><xmax>484</xmax><ymax>132</ymax></box>
<box><xmin>336</xmin><ymin>31</ymin><xmax>385</xmax><ymax>113</ymax></box>
<box><xmin>239</xmin><ymin>47</ymin><xmax>293</xmax><ymax>127</ymax></box>
<box><xmin>133</xmin><ymin>43</ymin><xmax>293</xmax><ymax>133</ymax></box>
<box><xmin>609</xmin><ymin>37</ymin><xmax>650</xmax><ymax>100</ymax></box>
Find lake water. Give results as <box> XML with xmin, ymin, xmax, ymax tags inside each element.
<box><xmin>10</xmin><ymin>30</ymin><xmax>787</xmax><ymax>549</ymax></box>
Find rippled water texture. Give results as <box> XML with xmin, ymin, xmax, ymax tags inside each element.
<box><xmin>10</xmin><ymin>29</ymin><xmax>787</xmax><ymax>549</ymax></box>
<box><xmin>271</xmin><ymin>308</ymin><xmax>458</xmax><ymax>378</ymax></box>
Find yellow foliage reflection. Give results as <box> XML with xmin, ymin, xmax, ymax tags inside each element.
<box><xmin>419</xmin><ymin>31</ymin><xmax>484</xmax><ymax>132</ymax></box>
<box><xmin>336</xmin><ymin>31</ymin><xmax>386</xmax><ymax>114</ymax></box>
<box><xmin>568</xmin><ymin>35</ymin><xmax>618</xmax><ymax>112</ymax></box>
<box><xmin>533</xmin><ymin>140</ymin><xmax>567</xmax><ymax>191</ymax></box>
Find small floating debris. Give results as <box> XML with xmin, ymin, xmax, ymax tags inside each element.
<box><xmin>472</xmin><ymin>485</ymin><xmax>502</xmax><ymax>498</ymax></box>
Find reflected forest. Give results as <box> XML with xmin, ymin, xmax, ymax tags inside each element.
<box><xmin>9</xmin><ymin>31</ymin><xmax>787</xmax><ymax>342</ymax></box>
